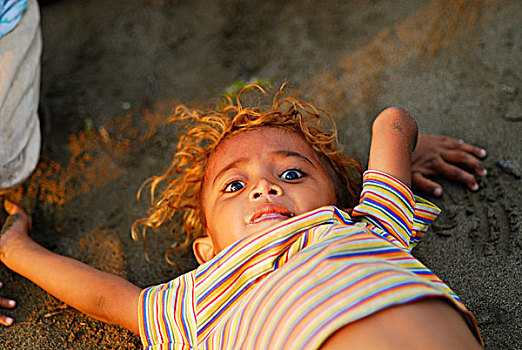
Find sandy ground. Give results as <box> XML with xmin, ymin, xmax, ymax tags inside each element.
<box><xmin>0</xmin><ymin>0</ymin><xmax>521</xmax><ymax>349</ymax></box>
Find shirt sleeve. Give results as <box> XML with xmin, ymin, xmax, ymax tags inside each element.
<box><xmin>138</xmin><ymin>273</ymin><xmax>197</xmax><ymax>350</ymax></box>
<box><xmin>351</xmin><ymin>170</ymin><xmax>440</xmax><ymax>250</ymax></box>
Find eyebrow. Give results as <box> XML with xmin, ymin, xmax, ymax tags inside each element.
<box><xmin>211</xmin><ymin>157</ymin><xmax>248</xmax><ymax>186</ymax></box>
<box><xmin>273</xmin><ymin>150</ymin><xmax>316</xmax><ymax>167</ymax></box>
<box><xmin>211</xmin><ymin>150</ymin><xmax>317</xmax><ymax>187</ymax></box>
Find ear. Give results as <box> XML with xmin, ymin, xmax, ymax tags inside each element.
<box><xmin>193</xmin><ymin>236</ymin><xmax>216</xmax><ymax>264</ymax></box>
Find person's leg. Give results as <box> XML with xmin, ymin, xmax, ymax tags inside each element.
<box><xmin>0</xmin><ymin>0</ymin><xmax>42</xmax><ymax>191</ymax></box>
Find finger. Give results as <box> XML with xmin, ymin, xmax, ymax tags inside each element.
<box><xmin>437</xmin><ymin>162</ymin><xmax>479</xmax><ymax>191</ymax></box>
<box><xmin>440</xmin><ymin>136</ymin><xmax>466</xmax><ymax>149</ymax></box>
<box><xmin>441</xmin><ymin>150</ymin><xmax>487</xmax><ymax>176</ymax></box>
<box><xmin>455</xmin><ymin>141</ymin><xmax>487</xmax><ymax>159</ymax></box>
<box><xmin>440</xmin><ymin>137</ymin><xmax>487</xmax><ymax>158</ymax></box>
<box><xmin>0</xmin><ymin>297</ymin><xmax>16</xmax><ymax>309</ymax></box>
<box><xmin>412</xmin><ymin>172</ymin><xmax>443</xmax><ymax>197</ymax></box>
<box><xmin>2</xmin><ymin>200</ymin><xmax>31</xmax><ymax>231</ymax></box>
<box><xmin>4</xmin><ymin>200</ymin><xmax>23</xmax><ymax>216</ymax></box>
<box><xmin>0</xmin><ymin>314</ymin><xmax>14</xmax><ymax>326</ymax></box>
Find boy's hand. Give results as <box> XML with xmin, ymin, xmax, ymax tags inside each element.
<box><xmin>412</xmin><ymin>134</ymin><xmax>487</xmax><ymax>196</ymax></box>
<box><xmin>0</xmin><ymin>200</ymin><xmax>32</xmax><ymax>259</ymax></box>
<box><xmin>0</xmin><ymin>282</ymin><xmax>16</xmax><ymax>326</ymax></box>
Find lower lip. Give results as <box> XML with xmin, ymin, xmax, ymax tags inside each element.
<box><xmin>250</xmin><ymin>213</ymin><xmax>290</xmax><ymax>224</ymax></box>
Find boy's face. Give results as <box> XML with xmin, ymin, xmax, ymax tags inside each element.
<box><xmin>196</xmin><ymin>127</ymin><xmax>337</xmax><ymax>262</ymax></box>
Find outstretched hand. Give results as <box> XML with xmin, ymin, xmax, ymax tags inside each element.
<box><xmin>0</xmin><ymin>200</ymin><xmax>31</xmax><ymax>326</ymax></box>
<box><xmin>412</xmin><ymin>134</ymin><xmax>487</xmax><ymax>196</ymax></box>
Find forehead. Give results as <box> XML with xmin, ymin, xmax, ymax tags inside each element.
<box><xmin>205</xmin><ymin>127</ymin><xmax>321</xmax><ymax>174</ymax></box>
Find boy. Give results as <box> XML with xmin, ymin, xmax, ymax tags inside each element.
<box><xmin>0</xmin><ymin>88</ymin><xmax>483</xmax><ymax>348</ymax></box>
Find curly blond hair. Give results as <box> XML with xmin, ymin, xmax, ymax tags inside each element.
<box><xmin>132</xmin><ymin>85</ymin><xmax>362</xmax><ymax>264</ymax></box>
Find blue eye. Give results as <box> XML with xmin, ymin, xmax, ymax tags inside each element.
<box><xmin>223</xmin><ymin>180</ymin><xmax>246</xmax><ymax>193</ymax></box>
<box><xmin>281</xmin><ymin>169</ymin><xmax>304</xmax><ymax>181</ymax></box>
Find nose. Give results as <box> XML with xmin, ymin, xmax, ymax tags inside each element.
<box><xmin>249</xmin><ymin>178</ymin><xmax>283</xmax><ymax>201</ymax></box>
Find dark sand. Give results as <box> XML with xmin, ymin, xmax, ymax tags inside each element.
<box><xmin>1</xmin><ymin>0</ymin><xmax>520</xmax><ymax>349</ymax></box>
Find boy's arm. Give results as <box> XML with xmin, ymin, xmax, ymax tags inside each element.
<box><xmin>0</xmin><ymin>201</ymin><xmax>140</xmax><ymax>334</ymax></box>
<box><xmin>368</xmin><ymin>106</ymin><xmax>418</xmax><ymax>188</ymax></box>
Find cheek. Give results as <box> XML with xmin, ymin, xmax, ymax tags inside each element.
<box><xmin>294</xmin><ymin>183</ymin><xmax>335</xmax><ymax>212</ymax></box>
<box><xmin>327</xmin><ymin>182</ymin><xmax>338</xmax><ymax>204</ymax></box>
<box><xmin>320</xmin><ymin>172</ymin><xmax>338</xmax><ymax>205</ymax></box>
<box><xmin>204</xmin><ymin>201</ymin><xmax>242</xmax><ymax>246</ymax></box>
<box><xmin>316</xmin><ymin>178</ymin><xmax>337</xmax><ymax>207</ymax></box>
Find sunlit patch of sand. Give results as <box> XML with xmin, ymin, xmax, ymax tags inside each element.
<box><xmin>78</xmin><ymin>228</ymin><xmax>126</xmax><ymax>277</ymax></box>
<box><xmin>301</xmin><ymin>0</ymin><xmax>493</xmax><ymax>116</ymax></box>
<box><xmin>3</xmin><ymin>106</ymin><xmax>175</xmax><ymax>210</ymax></box>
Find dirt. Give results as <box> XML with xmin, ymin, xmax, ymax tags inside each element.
<box><xmin>0</xmin><ymin>0</ymin><xmax>521</xmax><ymax>349</ymax></box>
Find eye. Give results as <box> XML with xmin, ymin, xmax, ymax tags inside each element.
<box><xmin>280</xmin><ymin>169</ymin><xmax>305</xmax><ymax>181</ymax></box>
<box><xmin>223</xmin><ymin>180</ymin><xmax>246</xmax><ymax>193</ymax></box>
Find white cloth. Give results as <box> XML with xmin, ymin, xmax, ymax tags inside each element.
<box><xmin>0</xmin><ymin>0</ymin><xmax>41</xmax><ymax>190</ymax></box>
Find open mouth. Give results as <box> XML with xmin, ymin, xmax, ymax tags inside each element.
<box><xmin>249</xmin><ymin>205</ymin><xmax>294</xmax><ymax>224</ymax></box>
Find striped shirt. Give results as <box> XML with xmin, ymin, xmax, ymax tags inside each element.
<box><xmin>0</xmin><ymin>0</ymin><xmax>27</xmax><ymax>38</ymax></box>
<box><xmin>139</xmin><ymin>170</ymin><xmax>480</xmax><ymax>349</ymax></box>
